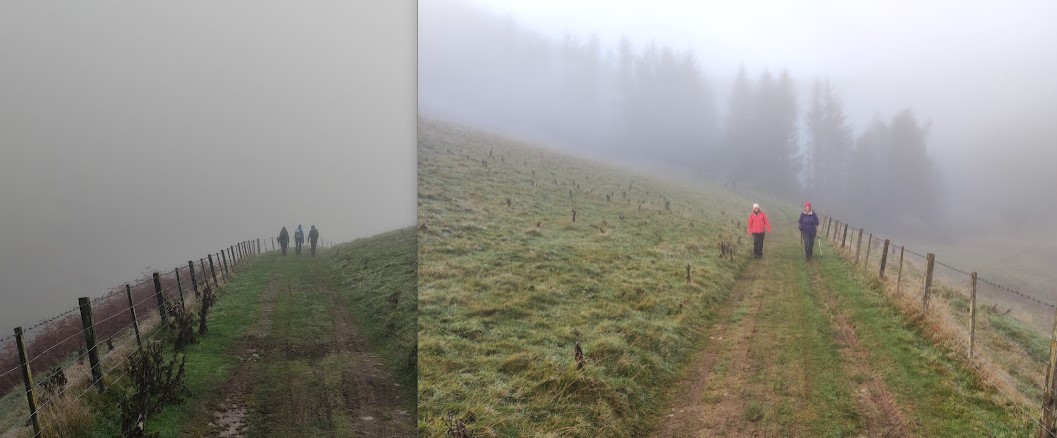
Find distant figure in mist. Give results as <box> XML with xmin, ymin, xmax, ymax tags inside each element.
<box><xmin>747</xmin><ymin>203</ymin><xmax>771</xmax><ymax>259</ymax></box>
<box><xmin>294</xmin><ymin>224</ymin><xmax>305</xmax><ymax>255</ymax></box>
<box><xmin>309</xmin><ymin>225</ymin><xmax>320</xmax><ymax>256</ymax></box>
<box><xmin>799</xmin><ymin>202</ymin><xmax>820</xmax><ymax>261</ymax></box>
<box><xmin>278</xmin><ymin>226</ymin><xmax>290</xmax><ymax>256</ymax></box>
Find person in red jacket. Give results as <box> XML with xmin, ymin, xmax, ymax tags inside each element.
<box><xmin>747</xmin><ymin>203</ymin><xmax>771</xmax><ymax>259</ymax></box>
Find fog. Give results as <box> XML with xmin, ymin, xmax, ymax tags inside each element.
<box><xmin>0</xmin><ymin>1</ymin><xmax>416</xmax><ymax>329</ymax></box>
<box><xmin>420</xmin><ymin>0</ymin><xmax>1057</xmax><ymax>239</ymax></box>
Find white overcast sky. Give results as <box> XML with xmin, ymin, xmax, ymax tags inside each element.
<box><xmin>0</xmin><ymin>1</ymin><xmax>415</xmax><ymax>328</ymax></box>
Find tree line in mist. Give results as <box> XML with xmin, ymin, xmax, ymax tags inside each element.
<box><xmin>420</xmin><ymin>0</ymin><xmax>939</xmax><ymax>232</ymax></box>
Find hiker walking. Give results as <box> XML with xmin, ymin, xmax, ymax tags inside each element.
<box><xmin>309</xmin><ymin>225</ymin><xmax>320</xmax><ymax>256</ymax></box>
<box><xmin>799</xmin><ymin>202</ymin><xmax>820</xmax><ymax>261</ymax></box>
<box><xmin>747</xmin><ymin>203</ymin><xmax>771</xmax><ymax>259</ymax></box>
<box><xmin>278</xmin><ymin>226</ymin><xmax>290</xmax><ymax>256</ymax></box>
<box><xmin>294</xmin><ymin>224</ymin><xmax>305</xmax><ymax>255</ymax></box>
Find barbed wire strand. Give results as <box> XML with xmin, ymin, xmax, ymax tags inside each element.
<box><xmin>19</xmin><ymin>306</ymin><xmax>83</xmax><ymax>336</ymax></box>
<box><xmin>0</xmin><ymin>363</ymin><xmax>26</xmax><ymax>382</ymax></box>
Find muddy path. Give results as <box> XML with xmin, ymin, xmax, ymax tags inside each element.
<box><xmin>652</xmin><ymin>221</ymin><xmax>890</xmax><ymax>437</ymax></box>
<box><xmin>206</xmin><ymin>268</ymin><xmax>281</xmax><ymax>437</ymax></box>
<box><xmin>198</xmin><ymin>255</ymin><xmax>412</xmax><ymax>437</ymax></box>
<box><xmin>652</xmin><ymin>249</ymin><xmax>770</xmax><ymax>437</ymax></box>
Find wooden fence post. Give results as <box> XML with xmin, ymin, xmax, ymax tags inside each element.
<box><xmin>257</xmin><ymin>238</ymin><xmax>261</xmax><ymax>255</ymax></box>
<box><xmin>188</xmin><ymin>261</ymin><xmax>200</xmax><ymax>297</ymax></box>
<box><xmin>174</xmin><ymin>268</ymin><xmax>185</xmax><ymax>309</ymax></box>
<box><xmin>126</xmin><ymin>284</ymin><xmax>142</xmax><ymax>350</ymax></box>
<box><xmin>969</xmin><ymin>272</ymin><xmax>977</xmax><ymax>359</ymax></box>
<box><xmin>855</xmin><ymin>229</ymin><xmax>863</xmax><ymax>264</ymax></box>
<box><xmin>880</xmin><ymin>239</ymin><xmax>890</xmax><ymax>279</ymax></box>
<box><xmin>208</xmin><ymin>254</ymin><xmax>219</xmax><ymax>287</ymax></box>
<box><xmin>78</xmin><ymin>297</ymin><xmax>104</xmax><ymax>392</ymax></box>
<box><xmin>896</xmin><ymin>246</ymin><xmax>905</xmax><ymax>294</ymax></box>
<box><xmin>221</xmin><ymin>250</ymin><xmax>229</xmax><ymax>277</ymax></box>
<box><xmin>272</xmin><ymin>237</ymin><xmax>275</xmax><ymax>252</ymax></box>
<box><xmin>1039</xmin><ymin>303</ymin><xmax>1057</xmax><ymax>438</ymax></box>
<box><xmin>199</xmin><ymin>259</ymin><xmax>207</xmax><ymax>287</ymax></box>
<box><xmin>153</xmin><ymin>273</ymin><xmax>167</xmax><ymax>326</ymax></box>
<box><xmin>825</xmin><ymin>217</ymin><xmax>833</xmax><ymax>240</ymax></box>
<box><xmin>686</xmin><ymin>264</ymin><xmax>691</xmax><ymax>284</ymax></box>
<box><xmin>14</xmin><ymin>327</ymin><xmax>41</xmax><ymax>436</ymax></box>
<box><xmin>216</xmin><ymin>253</ymin><xmax>226</xmax><ymax>282</ymax></box>
<box><xmin>841</xmin><ymin>223</ymin><xmax>849</xmax><ymax>248</ymax></box>
<box><xmin>865</xmin><ymin>233</ymin><xmax>873</xmax><ymax>266</ymax></box>
<box><xmin>922</xmin><ymin>253</ymin><xmax>935</xmax><ymax>313</ymax></box>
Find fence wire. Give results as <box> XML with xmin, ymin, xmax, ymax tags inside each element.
<box><xmin>823</xmin><ymin>214</ymin><xmax>1057</xmax><ymax>435</ymax></box>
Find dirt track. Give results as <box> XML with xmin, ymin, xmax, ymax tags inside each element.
<box><xmin>200</xmin><ymin>256</ymin><xmax>412</xmax><ymax>437</ymax></box>
<box><xmin>653</xmin><ymin>221</ymin><xmax>907</xmax><ymax>437</ymax></box>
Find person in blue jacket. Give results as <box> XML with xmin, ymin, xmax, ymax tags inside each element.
<box><xmin>294</xmin><ymin>224</ymin><xmax>305</xmax><ymax>255</ymax></box>
<box><xmin>799</xmin><ymin>202</ymin><xmax>821</xmax><ymax>261</ymax></box>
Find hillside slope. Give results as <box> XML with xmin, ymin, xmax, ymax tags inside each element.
<box><xmin>417</xmin><ymin>119</ymin><xmax>1028</xmax><ymax>437</ymax></box>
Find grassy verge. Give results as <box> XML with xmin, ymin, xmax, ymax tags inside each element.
<box><xmin>323</xmin><ymin>227</ymin><xmax>418</xmax><ymax>397</ymax></box>
<box><xmin>418</xmin><ymin>120</ymin><xmax>754</xmax><ymax>436</ymax></box>
<box><xmin>138</xmin><ymin>255</ymin><xmax>274</xmax><ymax>436</ymax></box>
<box><xmin>815</xmin><ymin>248</ymin><xmax>1033</xmax><ymax>436</ymax></box>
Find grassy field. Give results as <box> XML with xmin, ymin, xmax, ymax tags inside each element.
<box><xmin>417</xmin><ymin>119</ymin><xmax>1033</xmax><ymax>436</ymax></box>
<box><xmin>418</xmin><ymin>119</ymin><xmax>767</xmax><ymax>436</ymax></box>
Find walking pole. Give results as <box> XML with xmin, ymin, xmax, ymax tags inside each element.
<box><xmin>800</xmin><ymin>230</ymin><xmax>806</xmax><ymax>260</ymax></box>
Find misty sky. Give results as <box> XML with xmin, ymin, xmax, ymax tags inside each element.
<box><xmin>0</xmin><ymin>1</ymin><xmax>416</xmax><ymax>328</ymax></box>
<box><xmin>442</xmin><ymin>0</ymin><xmax>1057</xmax><ymax>231</ymax></box>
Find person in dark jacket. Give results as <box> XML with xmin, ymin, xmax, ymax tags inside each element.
<box><xmin>747</xmin><ymin>203</ymin><xmax>771</xmax><ymax>258</ymax></box>
<box><xmin>278</xmin><ymin>226</ymin><xmax>290</xmax><ymax>256</ymax></box>
<box><xmin>798</xmin><ymin>202</ymin><xmax>821</xmax><ymax>261</ymax></box>
<box><xmin>308</xmin><ymin>225</ymin><xmax>320</xmax><ymax>256</ymax></box>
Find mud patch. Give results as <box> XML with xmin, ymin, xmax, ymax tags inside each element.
<box><xmin>211</xmin><ymin>398</ymin><xmax>249</xmax><ymax>437</ymax></box>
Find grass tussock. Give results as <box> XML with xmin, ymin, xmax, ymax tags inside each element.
<box><xmin>417</xmin><ymin>120</ymin><xmax>755</xmax><ymax>436</ymax></box>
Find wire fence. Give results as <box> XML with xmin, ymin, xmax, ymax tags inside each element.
<box><xmin>821</xmin><ymin>214</ymin><xmax>1057</xmax><ymax>436</ymax></box>
<box><xmin>0</xmin><ymin>237</ymin><xmax>271</xmax><ymax>437</ymax></box>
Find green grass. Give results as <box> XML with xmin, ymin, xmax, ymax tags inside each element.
<box><xmin>418</xmin><ymin>120</ymin><xmax>759</xmax><ymax>436</ymax></box>
<box><xmin>138</xmin><ymin>255</ymin><xmax>275</xmax><ymax>437</ymax></box>
<box><xmin>987</xmin><ymin>311</ymin><xmax>1050</xmax><ymax>362</ymax></box>
<box><xmin>756</xmin><ymin>232</ymin><xmax>859</xmax><ymax>437</ymax></box>
<box><xmin>815</xmin><ymin>248</ymin><xmax>1033</xmax><ymax>436</ymax></box>
<box><xmin>322</xmin><ymin>227</ymin><xmax>418</xmax><ymax>395</ymax></box>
